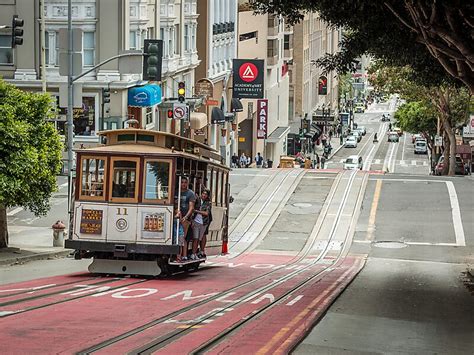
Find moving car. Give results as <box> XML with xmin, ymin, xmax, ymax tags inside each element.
<box><xmin>381</xmin><ymin>113</ymin><xmax>391</xmax><ymax>121</ymax></box>
<box><xmin>388</xmin><ymin>132</ymin><xmax>399</xmax><ymax>142</ymax></box>
<box><xmin>412</xmin><ymin>133</ymin><xmax>423</xmax><ymax>143</ymax></box>
<box><xmin>414</xmin><ymin>140</ymin><xmax>428</xmax><ymax>154</ymax></box>
<box><xmin>435</xmin><ymin>155</ymin><xmax>466</xmax><ymax>175</ymax></box>
<box><xmin>344</xmin><ymin>155</ymin><xmax>363</xmax><ymax>170</ymax></box>
<box><xmin>345</xmin><ymin>136</ymin><xmax>358</xmax><ymax>148</ymax></box>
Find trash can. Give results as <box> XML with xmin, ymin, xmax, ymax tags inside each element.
<box><xmin>267</xmin><ymin>160</ymin><xmax>273</xmax><ymax>168</ymax></box>
<box><xmin>52</xmin><ymin>220</ymin><xmax>66</xmax><ymax>247</ymax></box>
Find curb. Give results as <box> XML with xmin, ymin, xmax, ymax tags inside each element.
<box><xmin>0</xmin><ymin>250</ymin><xmax>71</xmax><ymax>266</ymax></box>
<box><xmin>328</xmin><ymin>143</ymin><xmax>344</xmax><ymax>159</ymax></box>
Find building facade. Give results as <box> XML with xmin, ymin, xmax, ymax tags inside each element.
<box><xmin>292</xmin><ymin>13</ymin><xmax>340</xmax><ymax>139</ymax></box>
<box><xmin>236</xmin><ymin>2</ymin><xmax>292</xmax><ymax>167</ymax></box>
<box><xmin>194</xmin><ymin>0</ymin><xmax>237</xmax><ymax>166</ymax></box>
<box><xmin>0</xmin><ymin>0</ymin><xmax>200</xmax><ymax>148</ymax></box>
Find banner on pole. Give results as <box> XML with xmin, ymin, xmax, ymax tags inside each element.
<box><xmin>257</xmin><ymin>99</ymin><xmax>268</xmax><ymax>139</ymax></box>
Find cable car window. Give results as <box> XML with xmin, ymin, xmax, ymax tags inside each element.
<box><xmin>80</xmin><ymin>157</ymin><xmax>106</xmax><ymax>200</ymax></box>
<box><xmin>144</xmin><ymin>160</ymin><xmax>171</xmax><ymax>202</ymax></box>
<box><xmin>110</xmin><ymin>158</ymin><xmax>139</xmax><ymax>201</ymax></box>
<box><xmin>207</xmin><ymin>169</ymin><xmax>212</xmax><ymax>201</ymax></box>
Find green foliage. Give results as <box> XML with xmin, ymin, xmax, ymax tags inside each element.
<box><xmin>0</xmin><ymin>79</ymin><xmax>63</xmax><ymax>216</ymax></box>
<box><xmin>251</xmin><ymin>0</ymin><xmax>470</xmax><ymax>89</ymax></box>
<box><xmin>394</xmin><ymin>102</ymin><xmax>436</xmax><ymax>136</ymax></box>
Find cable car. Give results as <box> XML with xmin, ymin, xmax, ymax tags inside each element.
<box><xmin>65</xmin><ymin>129</ymin><xmax>231</xmax><ymax>276</ymax></box>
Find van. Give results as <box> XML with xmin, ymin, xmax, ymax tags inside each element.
<box><xmin>414</xmin><ymin>140</ymin><xmax>427</xmax><ymax>154</ymax></box>
<box><xmin>344</xmin><ymin>155</ymin><xmax>363</xmax><ymax>170</ymax></box>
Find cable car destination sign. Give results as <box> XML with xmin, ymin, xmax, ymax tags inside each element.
<box><xmin>232</xmin><ymin>59</ymin><xmax>264</xmax><ymax>99</ymax></box>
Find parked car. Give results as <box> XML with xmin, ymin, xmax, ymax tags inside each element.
<box><xmin>388</xmin><ymin>132</ymin><xmax>399</xmax><ymax>142</ymax></box>
<box><xmin>344</xmin><ymin>155</ymin><xmax>363</xmax><ymax>170</ymax></box>
<box><xmin>345</xmin><ymin>136</ymin><xmax>358</xmax><ymax>148</ymax></box>
<box><xmin>414</xmin><ymin>140</ymin><xmax>428</xmax><ymax>154</ymax></box>
<box><xmin>435</xmin><ymin>155</ymin><xmax>466</xmax><ymax>175</ymax></box>
<box><xmin>357</xmin><ymin>126</ymin><xmax>367</xmax><ymax>135</ymax></box>
<box><xmin>352</xmin><ymin>131</ymin><xmax>362</xmax><ymax>142</ymax></box>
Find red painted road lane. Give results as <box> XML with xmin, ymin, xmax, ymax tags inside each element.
<box><xmin>0</xmin><ymin>277</ymin><xmax>144</xmax><ymax>315</ymax></box>
<box><xmin>125</xmin><ymin>257</ymin><xmax>353</xmax><ymax>354</ymax></box>
<box><xmin>208</xmin><ymin>256</ymin><xmax>366</xmax><ymax>355</ymax></box>
<box><xmin>0</xmin><ymin>272</ymin><xmax>93</xmax><ymax>296</ymax></box>
<box><xmin>0</xmin><ymin>276</ymin><xmax>106</xmax><ymax>304</ymax></box>
<box><xmin>146</xmin><ymin>260</ymin><xmax>342</xmax><ymax>354</ymax></box>
<box><xmin>93</xmin><ymin>259</ymin><xmax>322</xmax><ymax>354</ymax></box>
<box><xmin>0</xmin><ymin>253</ymin><xmax>299</xmax><ymax>353</ymax></box>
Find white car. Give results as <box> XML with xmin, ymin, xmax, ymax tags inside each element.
<box><xmin>345</xmin><ymin>136</ymin><xmax>358</xmax><ymax>148</ymax></box>
<box><xmin>352</xmin><ymin>130</ymin><xmax>362</xmax><ymax>142</ymax></box>
<box><xmin>357</xmin><ymin>126</ymin><xmax>367</xmax><ymax>135</ymax></box>
<box><xmin>344</xmin><ymin>155</ymin><xmax>363</xmax><ymax>170</ymax></box>
<box><xmin>414</xmin><ymin>140</ymin><xmax>428</xmax><ymax>154</ymax></box>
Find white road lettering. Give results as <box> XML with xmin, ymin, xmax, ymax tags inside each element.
<box><xmin>251</xmin><ymin>293</ymin><xmax>275</xmax><ymax>304</ymax></box>
<box><xmin>111</xmin><ymin>288</ymin><xmax>158</xmax><ymax>299</ymax></box>
<box><xmin>161</xmin><ymin>290</ymin><xmax>218</xmax><ymax>301</ymax></box>
<box><xmin>250</xmin><ymin>264</ymin><xmax>275</xmax><ymax>269</ymax></box>
<box><xmin>62</xmin><ymin>285</ymin><xmax>112</xmax><ymax>296</ymax></box>
<box><xmin>286</xmin><ymin>295</ymin><xmax>304</xmax><ymax>306</ymax></box>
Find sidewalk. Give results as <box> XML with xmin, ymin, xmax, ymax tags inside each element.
<box><xmin>0</xmin><ymin>225</ymin><xmax>69</xmax><ymax>266</ymax></box>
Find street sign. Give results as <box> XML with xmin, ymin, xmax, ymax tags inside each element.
<box><xmin>256</xmin><ymin>99</ymin><xmax>268</xmax><ymax>139</ymax></box>
<box><xmin>173</xmin><ymin>103</ymin><xmax>188</xmax><ymax>120</ymax></box>
<box><xmin>59</xmin><ymin>52</ymin><xmax>83</xmax><ymax>76</ymax></box>
<box><xmin>462</xmin><ymin>114</ymin><xmax>474</xmax><ymax>138</ymax></box>
<box><xmin>195</xmin><ymin>78</ymin><xmax>214</xmax><ymax>98</ymax></box>
<box><xmin>232</xmin><ymin>59</ymin><xmax>265</xmax><ymax>99</ymax></box>
<box><xmin>58</xmin><ymin>28</ymin><xmax>83</xmax><ymax>52</ymax></box>
<box><xmin>205</xmin><ymin>99</ymin><xmax>219</xmax><ymax>106</ymax></box>
<box><xmin>434</xmin><ymin>135</ymin><xmax>443</xmax><ymax>147</ymax></box>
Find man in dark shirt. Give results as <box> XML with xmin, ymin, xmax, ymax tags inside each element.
<box><xmin>175</xmin><ymin>176</ymin><xmax>196</xmax><ymax>261</ymax></box>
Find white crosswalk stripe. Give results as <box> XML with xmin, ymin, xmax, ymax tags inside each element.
<box><xmin>411</xmin><ymin>160</ymin><xmax>417</xmax><ymax>166</ymax></box>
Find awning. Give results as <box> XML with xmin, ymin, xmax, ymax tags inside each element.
<box><xmin>231</xmin><ymin>98</ymin><xmax>243</xmax><ymax>112</ymax></box>
<box><xmin>211</xmin><ymin>107</ymin><xmax>225</xmax><ymax>124</ymax></box>
<box><xmin>190</xmin><ymin>112</ymin><xmax>208</xmax><ymax>130</ymax></box>
<box><xmin>305</xmin><ymin>122</ymin><xmax>322</xmax><ymax>139</ymax></box>
<box><xmin>128</xmin><ymin>84</ymin><xmax>162</xmax><ymax>107</ymax></box>
<box><xmin>266</xmin><ymin>126</ymin><xmax>290</xmax><ymax>143</ymax></box>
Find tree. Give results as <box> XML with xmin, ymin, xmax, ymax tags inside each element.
<box><xmin>369</xmin><ymin>64</ymin><xmax>471</xmax><ymax>175</ymax></box>
<box><xmin>251</xmin><ymin>1</ymin><xmax>474</xmax><ymax>92</ymax></box>
<box><xmin>394</xmin><ymin>101</ymin><xmax>436</xmax><ymax>148</ymax></box>
<box><xmin>0</xmin><ymin>80</ymin><xmax>63</xmax><ymax>248</ymax></box>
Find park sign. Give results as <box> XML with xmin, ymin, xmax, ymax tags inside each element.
<box><xmin>257</xmin><ymin>99</ymin><xmax>268</xmax><ymax>139</ymax></box>
<box><xmin>232</xmin><ymin>59</ymin><xmax>264</xmax><ymax>99</ymax></box>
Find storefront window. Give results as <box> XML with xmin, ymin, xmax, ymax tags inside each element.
<box><xmin>146</xmin><ymin>106</ymin><xmax>153</xmax><ymax>125</ymax></box>
<box><xmin>80</xmin><ymin>157</ymin><xmax>106</xmax><ymax>199</ymax></box>
<box><xmin>74</xmin><ymin>97</ymin><xmax>96</xmax><ymax>136</ymax></box>
<box><xmin>112</xmin><ymin>160</ymin><xmax>138</xmax><ymax>199</ymax></box>
<box><xmin>144</xmin><ymin>160</ymin><xmax>170</xmax><ymax>201</ymax></box>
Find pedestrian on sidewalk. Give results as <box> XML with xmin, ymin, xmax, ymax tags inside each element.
<box><xmin>320</xmin><ymin>155</ymin><xmax>326</xmax><ymax>169</ymax></box>
<box><xmin>255</xmin><ymin>152</ymin><xmax>264</xmax><ymax>168</ymax></box>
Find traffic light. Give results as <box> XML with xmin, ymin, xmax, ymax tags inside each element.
<box><xmin>167</xmin><ymin>109</ymin><xmax>174</xmax><ymax>119</ymax></box>
<box><xmin>143</xmin><ymin>39</ymin><xmax>163</xmax><ymax>81</ymax></box>
<box><xmin>177</xmin><ymin>82</ymin><xmax>185</xmax><ymax>103</ymax></box>
<box><xmin>102</xmin><ymin>88</ymin><xmax>110</xmax><ymax>104</ymax></box>
<box><xmin>11</xmin><ymin>15</ymin><xmax>24</xmax><ymax>48</ymax></box>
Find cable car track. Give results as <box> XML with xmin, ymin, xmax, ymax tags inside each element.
<box><xmin>77</xmin><ymin>170</ymin><xmax>367</xmax><ymax>354</ymax></box>
<box><xmin>0</xmin><ymin>278</ymin><xmax>148</xmax><ymax>318</ymax></box>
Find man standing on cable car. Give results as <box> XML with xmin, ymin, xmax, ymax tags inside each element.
<box><xmin>177</xmin><ymin>176</ymin><xmax>196</xmax><ymax>262</ymax></box>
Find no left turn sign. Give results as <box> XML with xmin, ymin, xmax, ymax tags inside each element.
<box><xmin>173</xmin><ymin>103</ymin><xmax>188</xmax><ymax>120</ymax></box>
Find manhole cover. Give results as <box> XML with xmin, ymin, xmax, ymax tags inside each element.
<box><xmin>293</xmin><ymin>203</ymin><xmax>312</xmax><ymax>208</ymax></box>
<box><xmin>373</xmin><ymin>241</ymin><xmax>407</xmax><ymax>249</ymax></box>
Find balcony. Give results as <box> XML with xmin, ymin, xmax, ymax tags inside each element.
<box><xmin>268</xmin><ymin>15</ymin><xmax>279</xmax><ymax>37</ymax></box>
<box><xmin>267</xmin><ymin>53</ymin><xmax>278</xmax><ymax>66</ymax></box>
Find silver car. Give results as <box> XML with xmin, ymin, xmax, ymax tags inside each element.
<box><xmin>345</xmin><ymin>136</ymin><xmax>358</xmax><ymax>148</ymax></box>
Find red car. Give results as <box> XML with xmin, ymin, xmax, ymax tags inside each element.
<box><xmin>435</xmin><ymin>156</ymin><xmax>466</xmax><ymax>175</ymax></box>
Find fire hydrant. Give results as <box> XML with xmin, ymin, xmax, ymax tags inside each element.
<box><xmin>52</xmin><ymin>220</ymin><xmax>66</xmax><ymax>247</ymax></box>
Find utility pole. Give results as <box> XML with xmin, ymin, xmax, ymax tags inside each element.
<box><xmin>40</xmin><ymin>0</ymin><xmax>46</xmax><ymax>92</ymax></box>
<box><xmin>66</xmin><ymin>0</ymin><xmax>74</xmax><ymax>235</ymax></box>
